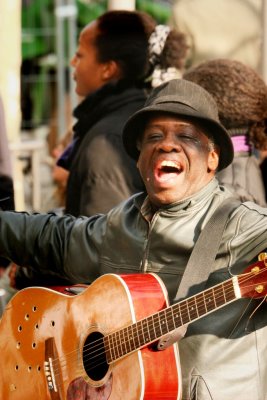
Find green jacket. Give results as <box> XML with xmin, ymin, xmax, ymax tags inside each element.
<box><xmin>0</xmin><ymin>178</ymin><xmax>267</xmax><ymax>399</ymax></box>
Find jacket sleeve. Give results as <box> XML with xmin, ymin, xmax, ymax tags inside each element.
<box><xmin>0</xmin><ymin>210</ymin><xmax>105</xmax><ymax>284</ymax></box>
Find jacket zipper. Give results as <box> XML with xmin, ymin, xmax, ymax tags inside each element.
<box><xmin>141</xmin><ymin>211</ymin><xmax>160</xmax><ymax>273</ymax></box>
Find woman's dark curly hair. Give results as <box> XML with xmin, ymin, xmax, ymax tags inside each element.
<box><xmin>184</xmin><ymin>59</ymin><xmax>267</xmax><ymax>149</ymax></box>
<box><xmin>160</xmin><ymin>29</ymin><xmax>188</xmax><ymax>71</ymax></box>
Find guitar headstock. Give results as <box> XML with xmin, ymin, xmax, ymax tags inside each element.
<box><xmin>238</xmin><ymin>253</ymin><xmax>267</xmax><ymax>299</ymax></box>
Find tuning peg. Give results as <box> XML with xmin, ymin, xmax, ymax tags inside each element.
<box><xmin>258</xmin><ymin>253</ymin><xmax>267</xmax><ymax>261</ymax></box>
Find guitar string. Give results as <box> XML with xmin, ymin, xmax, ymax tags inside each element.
<box><xmin>47</xmin><ymin>267</ymin><xmax>267</xmax><ymax>384</ymax></box>
<box><xmin>49</xmin><ymin>268</ymin><xmax>267</xmax><ymax>380</ymax></box>
<box><xmin>49</xmin><ymin>284</ymin><xmax>267</xmax><ymax>397</ymax></box>
<box><xmin>76</xmin><ymin>274</ymin><xmax>267</xmax><ymax>372</ymax></box>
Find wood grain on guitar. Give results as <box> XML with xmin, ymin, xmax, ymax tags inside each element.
<box><xmin>0</xmin><ymin>255</ymin><xmax>267</xmax><ymax>400</ymax></box>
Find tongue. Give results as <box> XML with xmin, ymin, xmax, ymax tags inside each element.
<box><xmin>157</xmin><ymin>170</ymin><xmax>179</xmax><ymax>182</ymax></box>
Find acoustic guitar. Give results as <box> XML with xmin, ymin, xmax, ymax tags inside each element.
<box><xmin>0</xmin><ymin>256</ymin><xmax>267</xmax><ymax>400</ymax></box>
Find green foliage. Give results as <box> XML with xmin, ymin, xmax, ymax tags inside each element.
<box><xmin>76</xmin><ymin>0</ymin><xmax>107</xmax><ymax>28</ymax></box>
<box><xmin>21</xmin><ymin>0</ymin><xmax>171</xmax><ymax>59</ymax></box>
<box><xmin>136</xmin><ymin>0</ymin><xmax>171</xmax><ymax>24</ymax></box>
<box><xmin>22</xmin><ymin>0</ymin><xmax>55</xmax><ymax>59</ymax></box>
<box><xmin>20</xmin><ymin>0</ymin><xmax>171</xmax><ymax>128</ymax></box>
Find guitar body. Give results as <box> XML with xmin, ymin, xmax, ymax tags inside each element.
<box><xmin>0</xmin><ymin>273</ymin><xmax>180</xmax><ymax>400</ymax></box>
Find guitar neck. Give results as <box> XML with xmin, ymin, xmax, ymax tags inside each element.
<box><xmin>105</xmin><ymin>276</ymin><xmax>239</xmax><ymax>363</ymax></box>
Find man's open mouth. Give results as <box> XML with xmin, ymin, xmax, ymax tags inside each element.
<box><xmin>155</xmin><ymin>160</ymin><xmax>183</xmax><ymax>182</ymax></box>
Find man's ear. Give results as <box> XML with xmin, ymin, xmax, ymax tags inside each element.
<box><xmin>207</xmin><ymin>147</ymin><xmax>220</xmax><ymax>172</ymax></box>
<box><xmin>102</xmin><ymin>60</ymin><xmax>121</xmax><ymax>81</ymax></box>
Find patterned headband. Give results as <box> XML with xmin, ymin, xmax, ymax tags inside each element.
<box><xmin>148</xmin><ymin>25</ymin><xmax>171</xmax><ymax>67</ymax></box>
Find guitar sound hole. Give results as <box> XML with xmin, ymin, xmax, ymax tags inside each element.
<box><xmin>83</xmin><ymin>331</ymin><xmax>108</xmax><ymax>381</ymax></box>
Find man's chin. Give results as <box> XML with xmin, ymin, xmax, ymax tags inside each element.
<box><xmin>149</xmin><ymin>190</ymin><xmax>184</xmax><ymax>208</ymax></box>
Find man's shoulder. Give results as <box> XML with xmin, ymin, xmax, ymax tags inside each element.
<box><xmin>240</xmin><ymin>201</ymin><xmax>267</xmax><ymax>215</ymax></box>
<box><xmin>106</xmin><ymin>192</ymin><xmax>145</xmax><ymax>217</ymax></box>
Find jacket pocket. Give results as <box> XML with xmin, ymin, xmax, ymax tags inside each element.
<box><xmin>188</xmin><ymin>370</ymin><xmax>214</xmax><ymax>400</ymax></box>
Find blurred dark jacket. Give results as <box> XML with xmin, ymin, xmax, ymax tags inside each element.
<box><xmin>59</xmin><ymin>81</ymin><xmax>145</xmax><ymax>217</ymax></box>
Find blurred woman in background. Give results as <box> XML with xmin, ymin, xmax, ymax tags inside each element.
<box><xmin>184</xmin><ymin>58</ymin><xmax>267</xmax><ymax>206</ymax></box>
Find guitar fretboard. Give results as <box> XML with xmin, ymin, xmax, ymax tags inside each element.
<box><xmin>105</xmin><ymin>277</ymin><xmax>236</xmax><ymax>363</ymax></box>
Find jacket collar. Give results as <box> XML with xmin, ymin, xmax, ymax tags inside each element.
<box><xmin>134</xmin><ymin>178</ymin><xmax>220</xmax><ymax>219</ymax></box>
<box><xmin>73</xmin><ymin>81</ymin><xmax>145</xmax><ymax>138</ymax></box>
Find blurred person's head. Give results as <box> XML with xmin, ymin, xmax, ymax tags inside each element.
<box><xmin>70</xmin><ymin>10</ymin><xmax>188</xmax><ymax>97</ymax></box>
<box><xmin>147</xmin><ymin>24</ymin><xmax>188</xmax><ymax>88</ymax></box>
<box><xmin>70</xmin><ymin>10</ymin><xmax>156</xmax><ymax>97</ymax></box>
<box><xmin>183</xmin><ymin>59</ymin><xmax>267</xmax><ymax>151</ymax></box>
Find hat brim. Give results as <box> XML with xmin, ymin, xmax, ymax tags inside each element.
<box><xmin>122</xmin><ymin>102</ymin><xmax>234</xmax><ymax>171</ymax></box>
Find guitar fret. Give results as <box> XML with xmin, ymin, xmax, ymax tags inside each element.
<box><xmin>179</xmin><ymin>301</ymin><xmax>190</xmax><ymax>324</ymax></box>
<box><xmin>186</xmin><ymin>299</ymin><xmax>190</xmax><ymax>322</ymax></box>
<box><xmin>154</xmin><ymin>312</ymin><xmax>162</xmax><ymax>337</ymax></box>
<box><xmin>127</xmin><ymin>325</ymin><xmax>135</xmax><ymax>352</ymax></box>
<box><xmin>110</xmin><ymin>332</ymin><xmax>117</xmax><ymax>361</ymax></box>
<box><xmin>114</xmin><ymin>331</ymin><xmax>121</xmax><ymax>358</ymax></box>
<box><xmin>194</xmin><ymin>296</ymin><xmax>199</xmax><ymax>318</ymax></box>
<box><xmin>170</xmin><ymin>306</ymin><xmax>177</xmax><ymax>330</ymax></box>
<box><xmin>211</xmin><ymin>288</ymin><xmax>216</xmax><ymax>307</ymax></box>
<box><xmin>159</xmin><ymin>309</ymin><xmax>168</xmax><ymax>335</ymax></box>
<box><xmin>139</xmin><ymin>320</ymin><xmax>145</xmax><ymax>347</ymax></box>
<box><xmin>112</xmin><ymin>331</ymin><xmax>117</xmax><ymax>360</ymax></box>
<box><xmin>118</xmin><ymin>330</ymin><xmax>124</xmax><ymax>358</ymax></box>
<box><xmin>147</xmin><ymin>315</ymin><xmax>156</xmax><ymax>342</ymax></box>
<box><xmin>122</xmin><ymin>327</ymin><xmax>130</xmax><ymax>355</ymax></box>
<box><xmin>165</xmin><ymin>307</ymin><xmax>175</xmax><ymax>332</ymax></box>
<box><xmin>202</xmin><ymin>291</ymin><xmax>207</xmax><ymax>314</ymax></box>
<box><xmin>137</xmin><ymin>320</ymin><xmax>144</xmax><ymax>347</ymax></box>
<box><xmin>112</xmin><ymin>332</ymin><xmax>117</xmax><ymax>361</ymax></box>
<box><xmin>141</xmin><ymin>319</ymin><xmax>149</xmax><ymax>345</ymax></box>
<box><xmin>222</xmin><ymin>283</ymin><xmax>227</xmax><ymax>303</ymax></box>
<box><xmin>224</xmin><ymin>282</ymin><xmax>236</xmax><ymax>302</ymax></box>
<box><xmin>172</xmin><ymin>304</ymin><xmax>183</xmax><ymax>328</ymax></box>
<box><xmin>143</xmin><ymin>318</ymin><xmax>151</xmax><ymax>343</ymax></box>
<box><xmin>195</xmin><ymin>293</ymin><xmax>206</xmax><ymax>317</ymax></box>
<box><xmin>187</xmin><ymin>298</ymin><xmax>198</xmax><ymax>321</ymax></box>
<box><xmin>131</xmin><ymin>323</ymin><xmax>138</xmax><ymax>351</ymax></box>
<box><xmin>141</xmin><ymin>320</ymin><xmax>146</xmax><ymax>346</ymax></box>
<box><xmin>142</xmin><ymin>319</ymin><xmax>148</xmax><ymax>346</ymax></box>
<box><xmin>120</xmin><ymin>329</ymin><xmax>126</xmax><ymax>356</ymax></box>
<box><xmin>125</xmin><ymin>327</ymin><xmax>130</xmax><ymax>354</ymax></box>
<box><xmin>214</xmin><ymin>285</ymin><xmax>223</xmax><ymax>308</ymax></box>
<box><xmin>122</xmin><ymin>327</ymin><xmax>128</xmax><ymax>354</ymax></box>
<box><xmin>104</xmin><ymin>335</ymin><xmax>112</xmax><ymax>363</ymax></box>
<box><xmin>204</xmin><ymin>288</ymin><xmax>216</xmax><ymax>312</ymax></box>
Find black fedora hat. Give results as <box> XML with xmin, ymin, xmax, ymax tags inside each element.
<box><xmin>122</xmin><ymin>79</ymin><xmax>234</xmax><ymax>171</ymax></box>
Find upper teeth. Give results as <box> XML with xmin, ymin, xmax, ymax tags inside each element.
<box><xmin>161</xmin><ymin>161</ymin><xmax>181</xmax><ymax>170</ymax></box>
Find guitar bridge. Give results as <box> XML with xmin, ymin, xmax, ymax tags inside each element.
<box><xmin>44</xmin><ymin>357</ymin><xmax>57</xmax><ymax>392</ymax></box>
<box><xmin>44</xmin><ymin>338</ymin><xmax>62</xmax><ymax>399</ymax></box>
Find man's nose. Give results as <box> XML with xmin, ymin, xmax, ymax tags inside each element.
<box><xmin>158</xmin><ymin>136</ymin><xmax>181</xmax><ymax>152</ymax></box>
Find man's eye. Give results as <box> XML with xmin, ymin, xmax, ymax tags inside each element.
<box><xmin>178</xmin><ymin>134</ymin><xmax>199</xmax><ymax>143</ymax></box>
<box><xmin>146</xmin><ymin>133</ymin><xmax>162</xmax><ymax>141</ymax></box>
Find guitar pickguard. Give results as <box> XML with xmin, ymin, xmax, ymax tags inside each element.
<box><xmin>67</xmin><ymin>375</ymin><xmax>112</xmax><ymax>400</ymax></box>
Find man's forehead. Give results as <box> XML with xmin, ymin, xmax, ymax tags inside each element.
<box><xmin>145</xmin><ymin>113</ymin><xmax>194</xmax><ymax>126</ymax></box>
<box><xmin>144</xmin><ymin>113</ymin><xmax>212</xmax><ymax>137</ymax></box>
